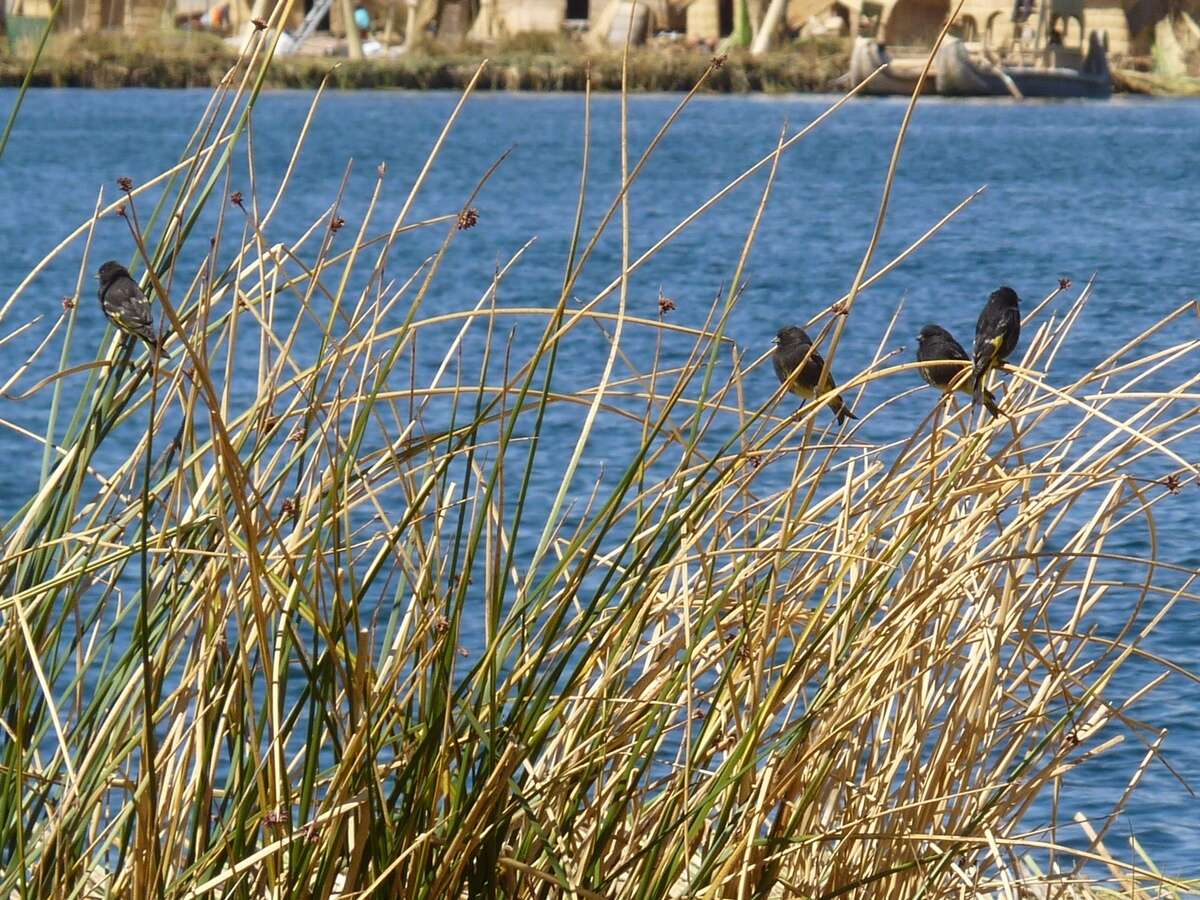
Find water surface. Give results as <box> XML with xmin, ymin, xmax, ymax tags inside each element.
<box><xmin>0</xmin><ymin>88</ymin><xmax>1197</xmax><ymax>875</ymax></box>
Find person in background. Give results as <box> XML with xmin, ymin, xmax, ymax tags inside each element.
<box><xmin>354</xmin><ymin>6</ymin><xmax>383</xmax><ymax>55</ymax></box>
<box><xmin>194</xmin><ymin>1</ymin><xmax>229</xmax><ymax>32</ymax></box>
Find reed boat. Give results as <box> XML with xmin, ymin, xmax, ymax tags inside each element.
<box><xmin>935</xmin><ymin>32</ymin><xmax>1111</xmax><ymax>98</ymax></box>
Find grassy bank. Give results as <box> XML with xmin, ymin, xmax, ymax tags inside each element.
<box><xmin>0</xmin><ymin>23</ymin><xmax>1198</xmax><ymax>898</ymax></box>
<box><xmin>0</xmin><ymin>30</ymin><xmax>850</xmax><ymax>91</ymax></box>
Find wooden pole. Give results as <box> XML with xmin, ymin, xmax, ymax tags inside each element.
<box><xmin>750</xmin><ymin>0</ymin><xmax>787</xmax><ymax>53</ymax></box>
<box><xmin>342</xmin><ymin>0</ymin><xmax>364</xmax><ymax>57</ymax></box>
<box><xmin>402</xmin><ymin>0</ymin><xmax>418</xmax><ymax>48</ymax></box>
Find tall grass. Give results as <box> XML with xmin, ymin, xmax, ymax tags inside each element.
<box><xmin>0</xmin><ymin>26</ymin><xmax>1198</xmax><ymax>900</ymax></box>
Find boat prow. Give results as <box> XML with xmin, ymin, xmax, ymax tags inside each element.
<box><xmin>847</xmin><ymin>36</ymin><xmax>935</xmax><ymax>95</ymax></box>
<box><xmin>844</xmin><ymin>33</ymin><xmax>1112</xmax><ymax>99</ymax></box>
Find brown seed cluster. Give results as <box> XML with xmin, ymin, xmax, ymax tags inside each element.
<box><xmin>1161</xmin><ymin>473</ymin><xmax>1182</xmax><ymax>495</ymax></box>
<box><xmin>657</xmin><ymin>291</ymin><xmax>676</xmax><ymax>316</ymax></box>
<box><xmin>230</xmin><ymin>191</ymin><xmax>245</xmax><ymax>209</ymax></box>
<box><xmin>711</xmin><ymin>54</ymin><xmax>728</xmax><ymax>70</ymax></box>
<box><xmin>433</xmin><ymin>616</ymin><xmax>450</xmax><ymax>635</ymax></box>
<box><xmin>457</xmin><ymin>208</ymin><xmax>479</xmax><ymax>231</ymax></box>
<box><xmin>330</xmin><ymin>216</ymin><xmax>346</xmax><ymax>233</ymax></box>
<box><xmin>117</xmin><ymin>176</ymin><xmax>133</xmax><ymax>193</ymax></box>
<box><xmin>1058</xmin><ymin>277</ymin><xmax>1072</xmax><ymax>291</ymax></box>
<box><xmin>251</xmin><ymin>16</ymin><xmax>267</xmax><ymax>30</ymax></box>
<box><xmin>61</xmin><ymin>296</ymin><xmax>76</xmax><ymax>310</ymax></box>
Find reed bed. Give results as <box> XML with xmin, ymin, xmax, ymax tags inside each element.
<box><xmin>0</xmin><ymin>24</ymin><xmax>1198</xmax><ymax>900</ymax></box>
<box><xmin>2</xmin><ymin>31</ymin><xmax>848</xmax><ymax>92</ymax></box>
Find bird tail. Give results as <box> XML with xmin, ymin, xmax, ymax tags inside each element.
<box><xmin>981</xmin><ymin>388</ymin><xmax>1002</xmax><ymax>420</ymax></box>
<box><xmin>833</xmin><ymin>395</ymin><xmax>857</xmax><ymax>424</ymax></box>
<box><xmin>971</xmin><ymin>361</ymin><xmax>987</xmax><ymax>407</ymax></box>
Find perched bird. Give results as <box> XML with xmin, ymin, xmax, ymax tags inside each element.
<box><xmin>917</xmin><ymin>324</ymin><xmax>1002</xmax><ymax>418</ymax></box>
<box><xmin>772</xmin><ymin>325</ymin><xmax>857</xmax><ymax>425</ymax></box>
<box><xmin>972</xmin><ymin>286</ymin><xmax>1020</xmax><ymax>408</ymax></box>
<box><xmin>97</xmin><ymin>260</ymin><xmax>162</xmax><ymax>352</ymax></box>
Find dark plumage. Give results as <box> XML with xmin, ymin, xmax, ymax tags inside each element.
<box><xmin>97</xmin><ymin>260</ymin><xmax>162</xmax><ymax>351</ymax></box>
<box><xmin>972</xmin><ymin>286</ymin><xmax>1020</xmax><ymax>408</ymax></box>
<box><xmin>772</xmin><ymin>325</ymin><xmax>856</xmax><ymax>425</ymax></box>
<box><xmin>917</xmin><ymin>324</ymin><xmax>1001</xmax><ymax>418</ymax></box>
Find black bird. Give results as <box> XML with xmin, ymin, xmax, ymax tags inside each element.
<box><xmin>772</xmin><ymin>325</ymin><xmax>856</xmax><ymax>425</ymax></box>
<box><xmin>917</xmin><ymin>324</ymin><xmax>1002</xmax><ymax>418</ymax></box>
<box><xmin>97</xmin><ymin>260</ymin><xmax>162</xmax><ymax>352</ymax></box>
<box><xmin>972</xmin><ymin>286</ymin><xmax>1020</xmax><ymax>408</ymax></box>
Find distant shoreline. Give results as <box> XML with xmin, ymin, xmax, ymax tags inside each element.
<box><xmin>1</xmin><ymin>32</ymin><xmax>1187</xmax><ymax>93</ymax></box>
<box><xmin>0</xmin><ymin>32</ymin><xmax>851</xmax><ymax>92</ymax></box>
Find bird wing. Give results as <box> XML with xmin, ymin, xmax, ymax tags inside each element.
<box><xmin>775</xmin><ymin>343</ymin><xmax>829</xmax><ymax>397</ymax></box>
<box><xmin>805</xmin><ymin>350</ymin><xmax>835</xmax><ymax>391</ymax></box>
<box><xmin>921</xmin><ymin>343</ymin><xmax>964</xmax><ymax>388</ymax></box>
<box><xmin>1000</xmin><ymin>306</ymin><xmax>1021</xmax><ymax>360</ymax></box>
<box><xmin>974</xmin><ymin>316</ymin><xmax>1004</xmax><ymax>369</ymax></box>
<box><xmin>104</xmin><ymin>279</ymin><xmax>154</xmax><ymax>330</ymax></box>
<box><xmin>974</xmin><ymin>299</ymin><xmax>1022</xmax><ymax>369</ymax></box>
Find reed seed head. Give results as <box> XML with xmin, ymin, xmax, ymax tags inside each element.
<box><xmin>457</xmin><ymin>208</ymin><xmax>479</xmax><ymax>231</ymax></box>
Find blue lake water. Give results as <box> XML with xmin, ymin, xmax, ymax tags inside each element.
<box><xmin>0</xmin><ymin>88</ymin><xmax>1198</xmax><ymax>878</ymax></box>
